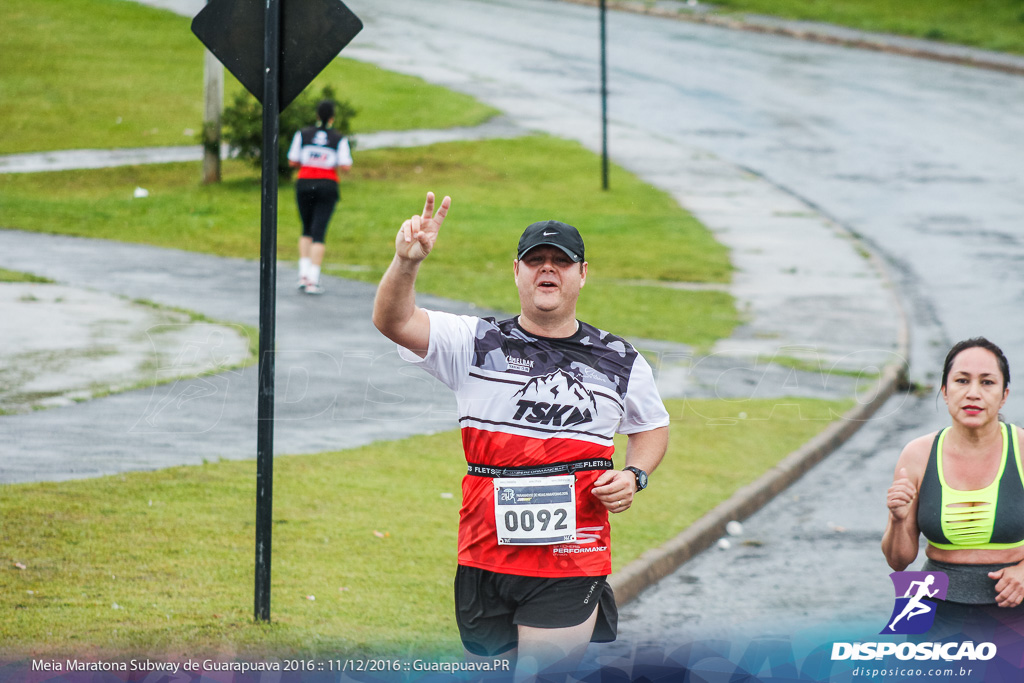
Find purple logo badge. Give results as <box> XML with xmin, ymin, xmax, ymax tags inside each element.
<box><xmin>881</xmin><ymin>571</ymin><xmax>948</xmax><ymax>635</ymax></box>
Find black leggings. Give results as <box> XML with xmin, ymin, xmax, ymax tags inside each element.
<box><xmin>927</xmin><ymin>599</ymin><xmax>1024</xmax><ymax>644</ymax></box>
<box><xmin>295</xmin><ymin>178</ymin><xmax>339</xmax><ymax>244</ymax></box>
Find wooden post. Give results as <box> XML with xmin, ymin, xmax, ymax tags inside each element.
<box><xmin>201</xmin><ymin>2</ymin><xmax>223</xmax><ymax>184</ymax></box>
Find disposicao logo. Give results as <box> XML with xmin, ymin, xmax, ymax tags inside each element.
<box><xmin>881</xmin><ymin>571</ymin><xmax>948</xmax><ymax>635</ymax></box>
<box><xmin>830</xmin><ymin>570</ymin><xmax>998</xmax><ymax>665</ymax></box>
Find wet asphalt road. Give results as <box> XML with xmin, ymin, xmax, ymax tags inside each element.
<box><xmin>329</xmin><ymin>0</ymin><xmax>1024</xmax><ymax>643</ymax></box>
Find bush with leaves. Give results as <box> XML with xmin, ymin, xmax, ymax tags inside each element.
<box><xmin>220</xmin><ymin>85</ymin><xmax>356</xmax><ymax>179</ymax></box>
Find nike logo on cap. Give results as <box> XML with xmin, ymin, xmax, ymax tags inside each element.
<box><xmin>543</xmin><ymin>231</ymin><xmax>558</xmax><ymax>236</ymax></box>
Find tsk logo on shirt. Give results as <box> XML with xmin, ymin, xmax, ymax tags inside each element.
<box><xmin>512</xmin><ymin>369</ymin><xmax>596</xmax><ymax>427</ymax></box>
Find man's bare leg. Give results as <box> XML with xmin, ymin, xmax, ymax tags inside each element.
<box><xmin>514</xmin><ymin>606</ymin><xmax>599</xmax><ymax>682</ymax></box>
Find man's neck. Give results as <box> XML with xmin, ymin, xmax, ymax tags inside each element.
<box><xmin>517</xmin><ymin>312</ymin><xmax>579</xmax><ymax>339</ymax></box>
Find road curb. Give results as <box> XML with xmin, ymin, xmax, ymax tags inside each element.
<box><xmin>561</xmin><ymin>0</ymin><xmax>1024</xmax><ymax>77</ymax></box>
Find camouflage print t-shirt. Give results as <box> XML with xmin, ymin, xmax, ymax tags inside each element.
<box><xmin>398</xmin><ymin>310</ymin><xmax>670</xmax><ymax>578</ymax></box>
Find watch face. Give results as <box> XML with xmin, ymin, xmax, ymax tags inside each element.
<box><xmin>627</xmin><ymin>466</ymin><xmax>647</xmax><ymax>490</ymax></box>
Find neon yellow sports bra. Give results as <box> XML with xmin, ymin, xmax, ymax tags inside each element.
<box><xmin>917</xmin><ymin>423</ymin><xmax>1024</xmax><ymax>551</ymax></box>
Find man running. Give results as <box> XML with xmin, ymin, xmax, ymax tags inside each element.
<box><xmin>372</xmin><ymin>192</ymin><xmax>670</xmax><ymax>679</ymax></box>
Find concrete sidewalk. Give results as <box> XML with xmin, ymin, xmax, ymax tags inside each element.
<box><xmin>0</xmin><ymin>229</ymin><xmax>504</xmax><ymax>483</ymax></box>
<box><xmin>0</xmin><ymin>117</ymin><xmax>528</xmax><ymax>174</ymax></box>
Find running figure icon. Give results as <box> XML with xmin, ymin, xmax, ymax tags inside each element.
<box><xmin>888</xmin><ymin>574</ymin><xmax>940</xmax><ymax>631</ymax></box>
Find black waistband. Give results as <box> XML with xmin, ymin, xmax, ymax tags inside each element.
<box><xmin>467</xmin><ymin>458</ymin><xmax>613</xmax><ymax>478</ymax></box>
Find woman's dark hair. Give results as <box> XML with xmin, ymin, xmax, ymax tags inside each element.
<box><xmin>941</xmin><ymin>337</ymin><xmax>1010</xmax><ymax>390</ymax></box>
<box><xmin>316</xmin><ymin>100</ymin><xmax>335</xmax><ymax>128</ymax></box>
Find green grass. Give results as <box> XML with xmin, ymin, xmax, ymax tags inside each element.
<box><xmin>0</xmin><ymin>269</ymin><xmax>53</xmax><ymax>284</ymax></box>
<box><xmin>710</xmin><ymin>0</ymin><xmax>1024</xmax><ymax>54</ymax></box>
<box><xmin>0</xmin><ymin>396</ymin><xmax>851</xmax><ymax>658</ymax></box>
<box><xmin>0</xmin><ymin>0</ymin><xmax>498</xmax><ymax>155</ymax></box>
<box><xmin>0</xmin><ymin>136</ymin><xmax>736</xmax><ymax>348</ymax></box>
<box><xmin>769</xmin><ymin>354</ymin><xmax>883</xmax><ymax>380</ymax></box>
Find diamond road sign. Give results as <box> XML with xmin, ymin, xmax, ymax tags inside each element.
<box><xmin>191</xmin><ymin>0</ymin><xmax>363</xmax><ymax>109</ymax></box>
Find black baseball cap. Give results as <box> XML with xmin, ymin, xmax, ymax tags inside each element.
<box><xmin>516</xmin><ymin>220</ymin><xmax>585</xmax><ymax>263</ymax></box>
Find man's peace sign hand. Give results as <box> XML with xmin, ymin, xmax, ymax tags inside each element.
<box><xmin>395</xmin><ymin>192</ymin><xmax>451</xmax><ymax>263</ymax></box>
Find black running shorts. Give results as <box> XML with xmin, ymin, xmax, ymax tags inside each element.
<box><xmin>454</xmin><ymin>565</ymin><xmax>618</xmax><ymax>656</ymax></box>
<box><xmin>295</xmin><ymin>178</ymin><xmax>339</xmax><ymax>243</ymax></box>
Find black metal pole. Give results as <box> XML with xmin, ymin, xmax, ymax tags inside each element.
<box><xmin>254</xmin><ymin>0</ymin><xmax>281</xmax><ymax>623</ymax></box>
<box><xmin>599</xmin><ymin>0</ymin><xmax>609</xmax><ymax>191</ymax></box>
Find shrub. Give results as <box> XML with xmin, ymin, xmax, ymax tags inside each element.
<box><xmin>220</xmin><ymin>85</ymin><xmax>356</xmax><ymax>179</ymax></box>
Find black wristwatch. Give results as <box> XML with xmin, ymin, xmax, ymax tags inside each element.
<box><xmin>624</xmin><ymin>466</ymin><xmax>648</xmax><ymax>492</ymax></box>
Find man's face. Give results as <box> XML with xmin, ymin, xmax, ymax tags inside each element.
<box><xmin>513</xmin><ymin>245</ymin><xmax>588</xmax><ymax>320</ymax></box>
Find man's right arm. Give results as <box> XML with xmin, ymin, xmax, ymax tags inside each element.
<box><xmin>372</xmin><ymin>192</ymin><xmax>451</xmax><ymax>358</ymax></box>
<box><xmin>373</xmin><ymin>255</ymin><xmax>432</xmax><ymax>357</ymax></box>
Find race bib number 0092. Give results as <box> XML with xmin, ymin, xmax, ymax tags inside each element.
<box><xmin>493</xmin><ymin>475</ymin><xmax>577</xmax><ymax>545</ymax></box>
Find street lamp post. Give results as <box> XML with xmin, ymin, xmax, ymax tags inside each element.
<box><xmin>600</xmin><ymin>0</ymin><xmax>609</xmax><ymax>191</ymax></box>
